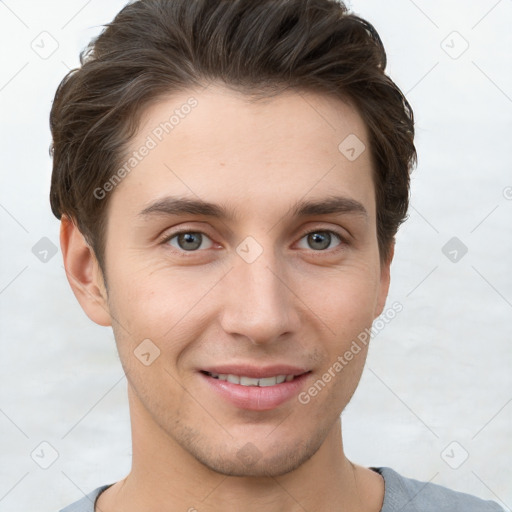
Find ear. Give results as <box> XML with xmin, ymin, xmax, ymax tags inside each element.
<box><xmin>60</xmin><ymin>215</ymin><xmax>112</xmax><ymax>326</ymax></box>
<box><xmin>374</xmin><ymin>239</ymin><xmax>394</xmax><ymax>318</ymax></box>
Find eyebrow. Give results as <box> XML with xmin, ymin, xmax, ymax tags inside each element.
<box><xmin>138</xmin><ymin>195</ymin><xmax>368</xmax><ymax>220</ymax></box>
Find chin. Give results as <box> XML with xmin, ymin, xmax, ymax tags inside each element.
<box><xmin>184</xmin><ymin>429</ymin><xmax>326</xmax><ymax>478</ymax></box>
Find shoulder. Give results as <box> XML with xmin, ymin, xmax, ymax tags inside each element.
<box><xmin>59</xmin><ymin>484</ymin><xmax>113</xmax><ymax>512</ymax></box>
<box><xmin>373</xmin><ymin>467</ymin><xmax>505</xmax><ymax>512</ymax></box>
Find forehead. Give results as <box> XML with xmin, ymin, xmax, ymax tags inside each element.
<box><xmin>109</xmin><ymin>83</ymin><xmax>376</xmax><ymax>221</ymax></box>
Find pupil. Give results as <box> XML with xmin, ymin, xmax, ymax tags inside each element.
<box><xmin>179</xmin><ymin>232</ymin><xmax>201</xmax><ymax>250</ymax></box>
<box><xmin>309</xmin><ymin>232</ymin><xmax>330</xmax><ymax>250</ymax></box>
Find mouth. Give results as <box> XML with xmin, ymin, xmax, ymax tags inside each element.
<box><xmin>198</xmin><ymin>367</ymin><xmax>312</xmax><ymax>411</ymax></box>
<box><xmin>200</xmin><ymin>371</ymin><xmax>308</xmax><ymax>387</ymax></box>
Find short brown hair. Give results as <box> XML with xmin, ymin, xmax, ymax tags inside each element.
<box><xmin>49</xmin><ymin>0</ymin><xmax>416</xmax><ymax>272</ymax></box>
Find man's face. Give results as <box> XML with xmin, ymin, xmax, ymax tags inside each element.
<box><xmin>99</xmin><ymin>84</ymin><xmax>391</xmax><ymax>477</ymax></box>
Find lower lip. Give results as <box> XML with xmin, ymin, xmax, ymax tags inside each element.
<box><xmin>200</xmin><ymin>372</ymin><xmax>311</xmax><ymax>411</ymax></box>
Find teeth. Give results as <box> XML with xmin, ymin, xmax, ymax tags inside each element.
<box><xmin>226</xmin><ymin>374</ymin><xmax>240</xmax><ymax>384</ymax></box>
<box><xmin>258</xmin><ymin>376</ymin><xmax>279</xmax><ymax>387</ymax></box>
<box><xmin>240</xmin><ymin>376</ymin><xmax>260</xmax><ymax>386</ymax></box>
<box><xmin>207</xmin><ymin>373</ymin><xmax>296</xmax><ymax>386</ymax></box>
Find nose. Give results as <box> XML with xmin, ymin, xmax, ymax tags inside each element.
<box><xmin>219</xmin><ymin>245</ymin><xmax>301</xmax><ymax>345</ymax></box>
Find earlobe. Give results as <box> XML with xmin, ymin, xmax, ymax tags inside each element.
<box><xmin>60</xmin><ymin>215</ymin><xmax>112</xmax><ymax>326</ymax></box>
<box><xmin>374</xmin><ymin>240</ymin><xmax>395</xmax><ymax>318</ymax></box>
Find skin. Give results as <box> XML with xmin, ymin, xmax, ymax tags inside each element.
<box><xmin>61</xmin><ymin>84</ymin><xmax>393</xmax><ymax>511</ymax></box>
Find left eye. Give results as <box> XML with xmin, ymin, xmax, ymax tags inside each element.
<box><xmin>297</xmin><ymin>230</ymin><xmax>343</xmax><ymax>251</ymax></box>
<box><xmin>166</xmin><ymin>232</ymin><xmax>214</xmax><ymax>252</ymax></box>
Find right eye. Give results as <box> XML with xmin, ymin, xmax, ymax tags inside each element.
<box><xmin>162</xmin><ymin>231</ymin><xmax>215</xmax><ymax>253</ymax></box>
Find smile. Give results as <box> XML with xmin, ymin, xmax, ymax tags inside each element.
<box><xmin>203</xmin><ymin>371</ymin><xmax>296</xmax><ymax>386</ymax></box>
<box><xmin>200</xmin><ymin>369</ymin><xmax>312</xmax><ymax>410</ymax></box>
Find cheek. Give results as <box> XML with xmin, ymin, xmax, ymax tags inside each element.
<box><xmin>108</xmin><ymin>264</ymin><xmax>218</xmax><ymax>335</ymax></box>
<box><xmin>106</xmin><ymin>265</ymin><xmax>229</xmax><ymax>381</ymax></box>
<box><xmin>299</xmin><ymin>263</ymin><xmax>381</xmax><ymax>331</ymax></box>
<box><xmin>297</xmin><ymin>265</ymin><xmax>379</xmax><ymax>401</ymax></box>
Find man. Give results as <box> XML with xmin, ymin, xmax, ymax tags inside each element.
<box><xmin>50</xmin><ymin>0</ymin><xmax>504</xmax><ymax>510</ymax></box>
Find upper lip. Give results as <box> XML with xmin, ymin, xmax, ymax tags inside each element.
<box><xmin>200</xmin><ymin>365</ymin><xmax>310</xmax><ymax>379</ymax></box>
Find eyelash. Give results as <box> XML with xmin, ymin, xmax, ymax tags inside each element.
<box><xmin>159</xmin><ymin>227</ymin><xmax>347</xmax><ymax>257</ymax></box>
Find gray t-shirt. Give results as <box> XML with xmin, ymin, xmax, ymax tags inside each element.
<box><xmin>59</xmin><ymin>466</ymin><xmax>505</xmax><ymax>511</ymax></box>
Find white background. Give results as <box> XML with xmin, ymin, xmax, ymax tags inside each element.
<box><xmin>0</xmin><ymin>1</ymin><xmax>511</xmax><ymax>510</ymax></box>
